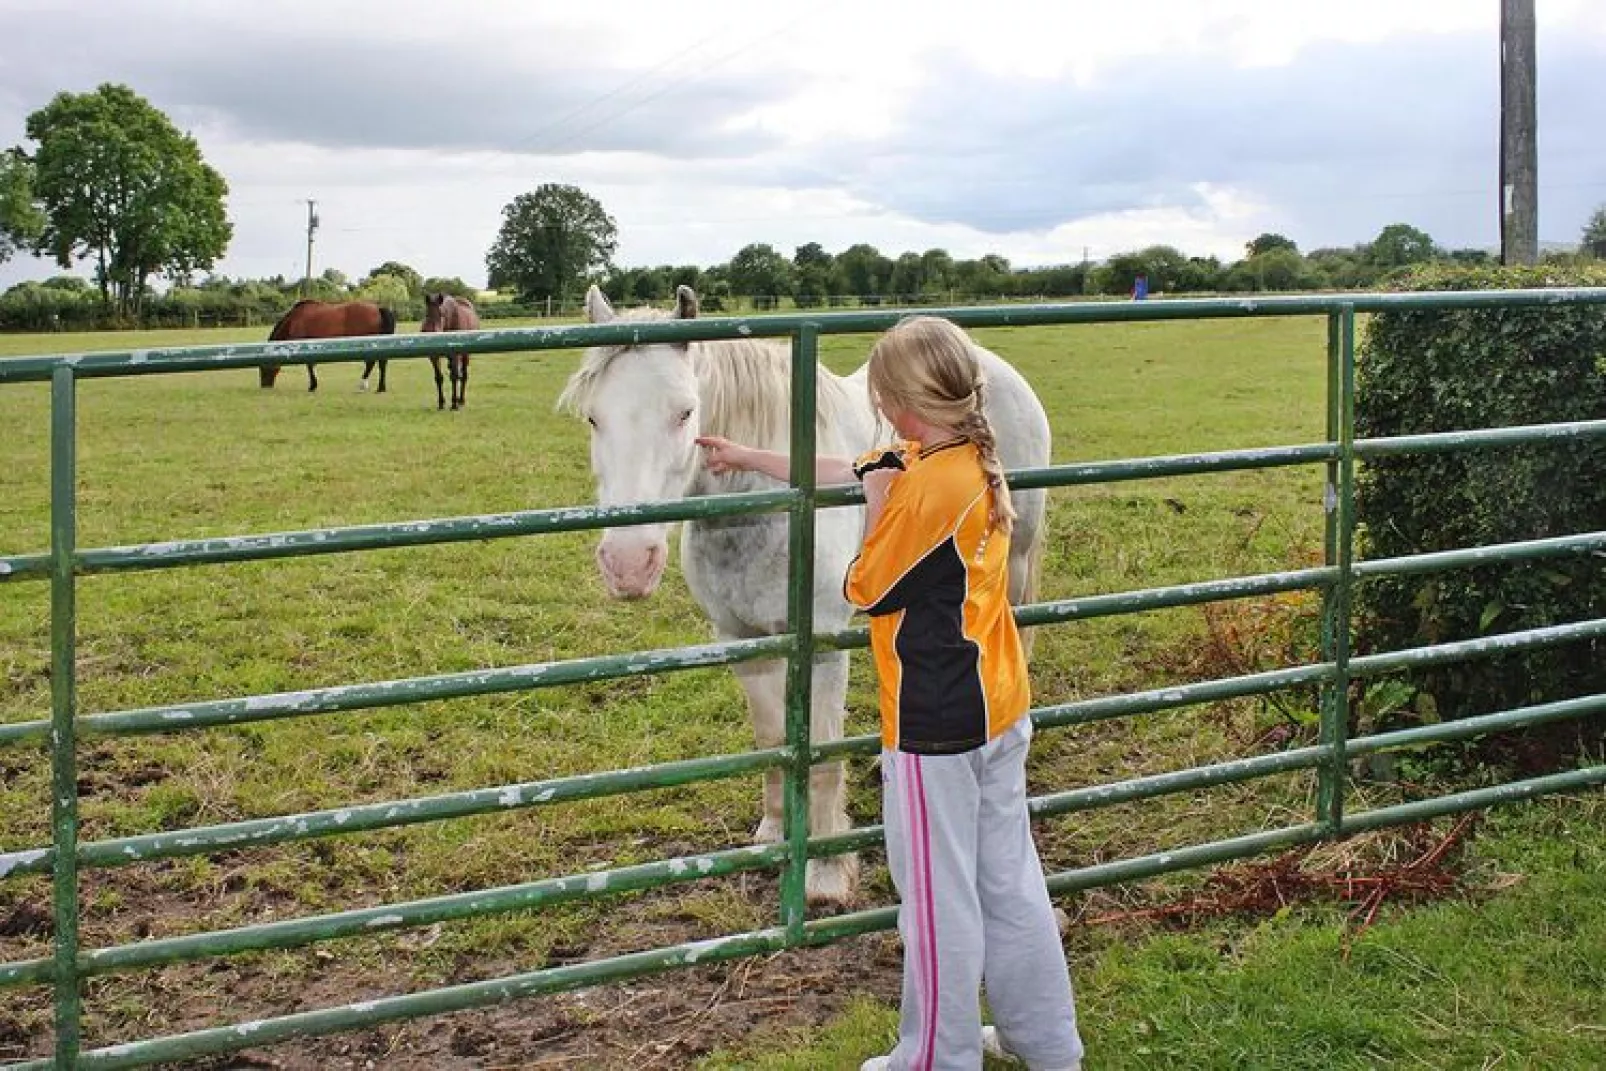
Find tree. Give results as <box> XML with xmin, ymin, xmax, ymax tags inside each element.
<box><xmin>364</xmin><ymin>261</ymin><xmax>423</xmax><ymax>299</ymax></box>
<box><xmin>1224</xmin><ymin>247</ymin><xmax>1316</xmax><ymax>292</ymax></box>
<box><xmin>354</xmin><ymin>272</ymin><xmax>412</xmax><ymax>312</ymax></box>
<box><xmin>1175</xmin><ymin>256</ymin><xmax>1224</xmax><ymax>293</ymax></box>
<box><xmin>919</xmin><ymin>248</ymin><xmax>955</xmax><ymax>296</ymax></box>
<box><xmin>1368</xmin><ymin>223</ymin><xmax>1436</xmax><ymax>268</ymax></box>
<box><xmin>421</xmin><ymin>275</ymin><xmax>475</xmax><ymax>299</ymax></box>
<box><xmin>632</xmin><ymin>265</ymin><xmax>670</xmax><ymax>303</ymax></box>
<box><xmin>725</xmin><ymin>243</ymin><xmax>794</xmax><ymax>306</ymax></box>
<box><xmin>1245</xmin><ymin>233</ymin><xmax>1298</xmax><ymax>258</ymax></box>
<box><xmin>793</xmin><ymin>243</ymin><xmax>833</xmax><ymax>308</ymax></box>
<box><xmin>833</xmin><ymin>243</ymin><xmax>892</xmax><ymax>301</ymax></box>
<box><xmin>1095</xmin><ymin>245</ymin><xmax>1189</xmax><ymax>295</ymax></box>
<box><xmin>953</xmin><ymin>256</ymin><xmax>1011</xmax><ymax>298</ymax></box>
<box><xmin>0</xmin><ymin>149</ymin><xmax>43</xmax><ymax>264</ymax></box>
<box><xmin>23</xmin><ymin>84</ymin><xmax>231</xmax><ymax>316</ymax></box>
<box><xmin>888</xmin><ymin>251</ymin><xmax>924</xmax><ymax>298</ymax></box>
<box><xmin>485</xmin><ymin>184</ymin><xmax>617</xmax><ymax>304</ymax></box>
<box><xmin>1581</xmin><ymin>205</ymin><xmax>1606</xmax><ymax>259</ymax></box>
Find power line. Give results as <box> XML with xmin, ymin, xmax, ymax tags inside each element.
<box><xmin>511</xmin><ymin>6</ymin><xmax>837</xmax><ymax>159</ymax></box>
<box><xmin>505</xmin><ymin>27</ymin><xmax>735</xmax><ymax>155</ymax></box>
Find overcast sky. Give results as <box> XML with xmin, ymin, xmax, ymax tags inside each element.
<box><xmin>2</xmin><ymin>0</ymin><xmax>1603</xmax><ymax>291</ymax></box>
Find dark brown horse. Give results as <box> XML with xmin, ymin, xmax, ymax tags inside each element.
<box><xmin>260</xmin><ymin>300</ymin><xmax>398</xmax><ymax>392</ymax></box>
<box><xmin>421</xmin><ymin>293</ymin><xmax>481</xmax><ymax>410</ymax></box>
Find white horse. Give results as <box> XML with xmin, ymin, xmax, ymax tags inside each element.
<box><xmin>558</xmin><ymin>284</ymin><xmax>1051</xmax><ymax>906</ymax></box>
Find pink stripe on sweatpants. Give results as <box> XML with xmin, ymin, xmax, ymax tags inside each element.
<box><xmin>909</xmin><ymin>755</ymin><xmax>939</xmax><ymax>1071</ymax></box>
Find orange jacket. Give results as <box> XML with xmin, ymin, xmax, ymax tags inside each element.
<box><xmin>844</xmin><ymin>439</ymin><xmax>1029</xmax><ymax>754</ymax></box>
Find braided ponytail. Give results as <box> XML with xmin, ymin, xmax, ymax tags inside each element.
<box><xmin>868</xmin><ymin>315</ymin><xmax>1017</xmax><ymax>533</ymax></box>
<box><xmin>955</xmin><ymin>397</ymin><xmax>1016</xmax><ymax>534</ymax></box>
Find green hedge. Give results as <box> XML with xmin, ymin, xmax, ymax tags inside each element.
<box><xmin>1354</xmin><ymin>264</ymin><xmax>1606</xmax><ymax>741</ymax></box>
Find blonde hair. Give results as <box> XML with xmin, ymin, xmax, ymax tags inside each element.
<box><xmin>867</xmin><ymin>316</ymin><xmax>1016</xmax><ymax>533</ymax></box>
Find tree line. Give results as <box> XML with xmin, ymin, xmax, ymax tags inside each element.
<box><xmin>3</xmin><ymin>83</ymin><xmax>1606</xmax><ymax>333</ymax></box>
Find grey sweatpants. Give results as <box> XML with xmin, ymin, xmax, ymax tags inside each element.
<box><xmin>881</xmin><ymin>717</ymin><xmax>1083</xmax><ymax>1071</ymax></box>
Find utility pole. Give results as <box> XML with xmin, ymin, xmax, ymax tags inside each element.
<box><xmin>302</xmin><ymin>200</ymin><xmax>319</xmax><ymax>296</ymax></box>
<box><xmin>1500</xmin><ymin>0</ymin><xmax>1537</xmax><ymax>265</ymax></box>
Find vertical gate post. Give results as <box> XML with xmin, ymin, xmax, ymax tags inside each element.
<box><xmin>781</xmin><ymin>323</ymin><xmax>820</xmax><ymax>937</ymax></box>
<box><xmin>49</xmin><ymin>365</ymin><xmax>83</xmax><ymax>1065</ymax></box>
<box><xmin>1317</xmin><ymin>308</ymin><xmax>1357</xmax><ymax>832</ymax></box>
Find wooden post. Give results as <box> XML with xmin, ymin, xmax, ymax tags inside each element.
<box><xmin>1500</xmin><ymin>0</ymin><xmax>1538</xmax><ymax>265</ymax></box>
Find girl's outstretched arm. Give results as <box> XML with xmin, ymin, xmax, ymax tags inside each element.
<box><xmin>696</xmin><ymin>435</ymin><xmax>856</xmax><ymax>485</ymax></box>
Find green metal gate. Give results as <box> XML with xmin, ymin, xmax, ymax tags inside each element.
<box><xmin>2</xmin><ymin>289</ymin><xmax>1605</xmax><ymax>1068</ymax></box>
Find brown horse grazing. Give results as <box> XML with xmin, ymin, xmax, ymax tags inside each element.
<box><xmin>260</xmin><ymin>300</ymin><xmax>398</xmax><ymax>393</ymax></box>
<box><xmin>421</xmin><ymin>293</ymin><xmax>481</xmax><ymax>410</ymax></box>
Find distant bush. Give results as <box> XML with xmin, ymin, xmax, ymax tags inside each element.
<box><xmin>1353</xmin><ymin>263</ymin><xmax>1606</xmax><ymax>753</ymax></box>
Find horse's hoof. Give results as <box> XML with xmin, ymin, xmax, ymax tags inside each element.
<box><xmin>805</xmin><ymin>854</ymin><xmax>859</xmax><ymax>908</ymax></box>
<box><xmin>357</xmin><ymin>381</ymin><xmax>368</xmax><ymax>393</ymax></box>
<box><xmin>754</xmin><ymin>816</ymin><xmax>784</xmax><ymax>844</ymax></box>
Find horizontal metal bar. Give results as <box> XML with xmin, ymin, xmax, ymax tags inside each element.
<box><xmin>814</xmin><ymin>665</ymin><xmax>1340</xmax><ymax>762</ymax></box>
<box><xmin>1352</xmin><ymin>531</ymin><xmax>1606</xmax><ymax>578</ymax></box>
<box><xmin>1047</xmin><ymin>822</ymin><xmax>1328</xmax><ymax>895</ymax></box>
<box><xmin>1349</xmin><ymin>693</ymin><xmax>1606</xmax><ymax>755</ymax></box>
<box><xmin>814</xmin><ymin>440</ymin><xmax>1333</xmax><ymax>505</ymax></box>
<box><xmin>0</xmin><ymin>635</ymin><xmax>794</xmax><ymax>746</ymax></box>
<box><xmin>4</xmin><ymin>288</ymin><xmax>1605</xmax><ymax>384</ymax></box>
<box><xmin>1006</xmin><ymin>443</ymin><xmax>1336</xmax><ymax>491</ymax></box>
<box><xmin>1340</xmin><ymin>766</ymin><xmax>1606</xmax><ymax>833</ymax></box>
<box><xmin>1034</xmin><ymin>663</ymin><xmax>1338</xmax><ymax>730</ymax></box>
<box><xmin>21</xmin><ymin>926</ymin><xmax>801</xmax><ymax>1069</ymax></box>
<box><xmin>1350</xmin><ymin>617</ymin><xmax>1606</xmax><ymax>676</ymax></box>
<box><xmin>0</xmin><ymin>749</ymin><xmax>790</xmax><ymax>881</ymax></box>
<box><xmin>1354</xmin><ymin>418</ymin><xmax>1606</xmax><ymax>458</ymax></box>
<box><xmin>6</xmin><ymin>842</ymin><xmax>797</xmax><ymax>993</ymax></box>
<box><xmin>0</xmin><ymin>490</ymin><xmax>799</xmax><ymax>584</ymax></box>
<box><xmin>1016</xmin><ymin>566</ymin><xmax>1334</xmax><ymax>631</ymax></box>
<box><xmin>0</xmin><ymin>951</ymin><xmax>52</xmax><ymax>989</ymax></box>
<box><xmin>1030</xmin><ymin>745</ymin><xmax>1330</xmax><ymax>818</ymax></box>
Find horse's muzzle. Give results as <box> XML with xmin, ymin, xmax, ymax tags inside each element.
<box><xmin>596</xmin><ymin>539</ymin><xmax>665</xmax><ymax>600</ymax></box>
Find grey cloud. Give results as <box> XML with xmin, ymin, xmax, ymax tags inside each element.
<box><xmin>817</xmin><ymin>30</ymin><xmax>1606</xmax><ymax>250</ymax></box>
<box><xmin>0</xmin><ymin>8</ymin><xmax>797</xmax><ymax>160</ymax></box>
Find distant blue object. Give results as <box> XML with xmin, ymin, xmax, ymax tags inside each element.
<box><xmin>1131</xmin><ymin>275</ymin><xmax>1149</xmax><ymax>300</ymax></box>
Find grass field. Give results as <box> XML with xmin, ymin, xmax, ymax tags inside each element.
<box><xmin>0</xmin><ymin>312</ymin><xmax>1598</xmax><ymax>1068</ymax></box>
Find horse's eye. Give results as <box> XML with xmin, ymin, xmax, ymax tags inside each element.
<box><xmin>677</xmin><ymin>408</ymin><xmax>693</xmax><ymax>426</ymax></box>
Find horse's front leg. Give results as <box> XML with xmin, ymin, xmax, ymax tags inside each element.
<box><xmin>430</xmin><ymin>357</ymin><xmax>445</xmax><ymax>410</ymax></box>
<box><xmin>452</xmin><ymin>356</ymin><xmax>468</xmax><ymax>410</ymax></box>
<box><xmin>307</xmin><ymin>363</ymin><xmax>318</xmax><ymax>393</ymax></box>
<box><xmin>730</xmin><ymin>658</ymin><xmax>787</xmax><ymax>846</ymax></box>
<box><xmin>805</xmin><ymin>651</ymin><xmax>858</xmax><ymax>907</ymax></box>
<box><xmin>729</xmin><ymin>652</ymin><xmax>859</xmax><ymax>907</ymax></box>
<box><xmin>376</xmin><ymin>359</ymin><xmax>387</xmax><ymax>394</ymax></box>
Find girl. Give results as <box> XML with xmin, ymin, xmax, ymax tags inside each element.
<box><xmin>698</xmin><ymin>316</ymin><xmax>1083</xmax><ymax>1071</ymax></box>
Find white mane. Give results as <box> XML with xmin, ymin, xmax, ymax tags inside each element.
<box><xmin>557</xmin><ymin>305</ymin><xmax>867</xmax><ymax>452</ymax></box>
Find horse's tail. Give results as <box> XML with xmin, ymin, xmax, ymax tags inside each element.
<box><xmin>378</xmin><ymin>307</ymin><xmax>397</xmax><ymax>335</ymax></box>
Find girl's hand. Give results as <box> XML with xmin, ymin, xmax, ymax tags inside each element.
<box><xmin>695</xmin><ymin>435</ymin><xmax>749</xmax><ymax>475</ymax></box>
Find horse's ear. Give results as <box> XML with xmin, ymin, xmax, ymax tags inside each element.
<box><xmin>585</xmin><ymin>284</ymin><xmax>616</xmax><ymax>324</ymax></box>
<box><xmin>674</xmin><ymin>285</ymin><xmax>699</xmax><ymax>320</ymax></box>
